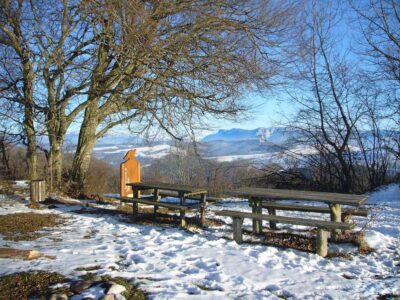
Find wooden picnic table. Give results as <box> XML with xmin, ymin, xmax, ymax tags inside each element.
<box><xmin>226</xmin><ymin>187</ymin><xmax>368</xmax><ymax>239</ymax></box>
<box><xmin>125</xmin><ymin>181</ymin><xmax>208</xmax><ymax>227</ymax></box>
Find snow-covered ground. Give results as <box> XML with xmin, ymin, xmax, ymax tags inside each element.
<box><xmin>0</xmin><ymin>185</ymin><xmax>399</xmax><ymax>299</ymax></box>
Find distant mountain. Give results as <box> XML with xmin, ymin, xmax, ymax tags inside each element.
<box><xmin>202</xmin><ymin>127</ymin><xmax>301</xmax><ymax>146</ymax></box>
<box><xmin>202</xmin><ymin>128</ymin><xmax>259</xmax><ymax>142</ymax></box>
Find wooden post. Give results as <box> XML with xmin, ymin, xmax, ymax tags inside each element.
<box><xmin>232</xmin><ymin>217</ymin><xmax>244</xmax><ymax>244</ymax></box>
<box><xmin>153</xmin><ymin>188</ymin><xmax>159</xmax><ymax>221</ymax></box>
<box><xmin>267</xmin><ymin>207</ymin><xmax>277</xmax><ymax>230</ymax></box>
<box><xmin>251</xmin><ymin>198</ymin><xmax>262</xmax><ymax>234</ymax></box>
<box><xmin>200</xmin><ymin>193</ymin><xmax>207</xmax><ymax>225</ymax></box>
<box><xmin>179</xmin><ymin>192</ymin><xmax>186</xmax><ymax>227</ymax></box>
<box><xmin>316</xmin><ymin>228</ymin><xmax>328</xmax><ymax>257</ymax></box>
<box><xmin>30</xmin><ymin>180</ymin><xmax>46</xmax><ymax>208</ymax></box>
<box><xmin>120</xmin><ymin>149</ymin><xmax>141</xmax><ymax>198</ymax></box>
<box><xmin>329</xmin><ymin>203</ymin><xmax>342</xmax><ymax>240</ymax></box>
<box><xmin>132</xmin><ymin>187</ymin><xmax>139</xmax><ymax>221</ymax></box>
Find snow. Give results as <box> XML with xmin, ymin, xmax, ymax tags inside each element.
<box><xmin>1</xmin><ymin>185</ymin><xmax>400</xmax><ymax>299</ymax></box>
<box><xmin>100</xmin><ymin>144</ymin><xmax>175</xmax><ymax>159</ymax></box>
<box><xmin>93</xmin><ymin>146</ymin><xmax>119</xmax><ymax>151</ymax></box>
<box><xmin>13</xmin><ymin>180</ymin><xmax>29</xmax><ymax>188</ymax></box>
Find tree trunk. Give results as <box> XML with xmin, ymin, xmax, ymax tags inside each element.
<box><xmin>23</xmin><ymin>96</ymin><xmax>38</xmax><ymax>181</ymax></box>
<box><xmin>22</xmin><ymin>54</ymin><xmax>38</xmax><ymax>181</ymax></box>
<box><xmin>0</xmin><ymin>139</ymin><xmax>11</xmax><ymax>177</ymax></box>
<box><xmin>70</xmin><ymin>100</ymin><xmax>99</xmax><ymax>188</ymax></box>
<box><xmin>48</xmin><ymin>139</ymin><xmax>64</xmax><ymax>190</ymax></box>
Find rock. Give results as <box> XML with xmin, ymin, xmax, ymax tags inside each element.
<box><xmin>0</xmin><ymin>248</ymin><xmax>40</xmax><ymax>260</ymax></box>
<box><xmin>101</xmin><ymin>294</ymin><xmax>116</xmax><ymax>300</ymax></box>
<box><xmin>49</xmin><ymin>293</ymin><xmax>68</xmax><ymax>300</ymax></box>
<box><xmin>107</xmin><ymin>283</ymin><xmax>126</xmax><ymax>295</ymax></box>
<box><xmin>70</xmin><ymin>280</ymin><xmax>94</xmax><ymax>294</ymax></box>
<box><xmin>47</xmin><ymin>204</ymin><xmax>58</xmax><ymax>209</ymax></box>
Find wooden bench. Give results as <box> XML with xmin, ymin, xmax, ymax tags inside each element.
<box><xmin>227</xmin><ymin>187</ymin><xmax>368</xmax><ymax>240</ymax></box>
<box><xmin>124</xmin><ymin>182</ymin><xmax>208</xmax><ymax>227</ymax></box>
<box><xmin>257</xmin><ymin>202</ymin><xmax>368</xmax><ymax>226</ymax></box>
<box><xmin>215</xmin><ymin>210</ymin><xmax>355</xmax><ymax>257</ymax></box>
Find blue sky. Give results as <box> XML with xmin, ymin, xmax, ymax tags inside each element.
<box><xmin>99</xmin><ymin>1</ymin><xmax>368</xmax><ymax>140</ymax></box>
<box><xmin>207</xmin><ymin>94</ymin><xmax>292</xmax><ymax>132</ymax></box>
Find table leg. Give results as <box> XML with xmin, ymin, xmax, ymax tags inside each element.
<box><xmin>179</xmin><ymin>192</ymin><xmax>186</xmax><ymax>227</ymax></box>
<box><xmin>132</xmin><ymin>188</ymin><xmax>139</xmax><ymax>221</ymax></box>
<box><xmin>153</xmin><ymin>188</ymin><xmax>159</xmax><ymax>221</ymax></box>
<box><xmin>330</xmin><ymin>203</ymin><xmax>342</xmax><ymax>241</ymax></box>
<box><xmin>200</xmin><ymin>193</ymin><xmax>207</xmax><ymax>225</ymax></box>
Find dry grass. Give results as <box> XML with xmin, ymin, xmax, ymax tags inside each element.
<box><xmin>0</xmin><ymin>212</ymin><xmax>63</xmax><ymax>241</ymax></box>
<box><xmin>0</xmin><ymin>271</ymin><xmax>67</xmax><ymax>300</ymax></box>
<box><xmin>336</xmin><ymin>230</ymin><xmax>374</xmax><ymax>255</ymax></box>
<box><xmin>263</xmin><ymin>231</ymin><xmax>315</xmax><ymax>252</ymax></box>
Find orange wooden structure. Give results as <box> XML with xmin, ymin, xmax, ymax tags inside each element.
<box><xmin>120</xmin><ymin>149</ymin><xmax>141</xmax><ymax>197</ymax></box>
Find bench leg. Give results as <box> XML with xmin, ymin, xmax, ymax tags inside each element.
<box><xmin>232</xmin><ymin>217</ymin><xmax>244</xmax><ymax>244</ymax></box>
<box><xmin>267</xmin><ymin>208</ymin><xmax>277</xmax><ymax>230</ymax></box>
<box><xmin>153</xmin><ymin>205</ymin><xmax>158</xmax><ymax>221</ymax></box>
<box><xmin>200</xmin><ymin>205</ymin><xmax>205</xmax><ymax>225</ymax></box>
<box><xmin>329</xmin><ymin>204</ymin><xmax>342</xmax><ymax>241</ymax></box>
<box><xmin>316</xmin><ymin>228</ymin><xmax>328</xmax><ymax>257</ymax></box>
<box><xmin>200</xmin><ymin>193</ymin><xmax>207</xmax><ymax>225</ymax></box>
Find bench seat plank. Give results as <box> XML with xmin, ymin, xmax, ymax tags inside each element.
<box><xmin>119</xmin><ymin>197</ymin><xmax>201</xmax><ymax>210</ymax></box>
<box><xmin>259</xmin><ymin>202</ymin><xmax>368</xmax><ymax>216</ymax></box>
<box><xmin>215</xmin><ymin>210</ymin><xmax>354</xmax><ymax>230</ymax></box>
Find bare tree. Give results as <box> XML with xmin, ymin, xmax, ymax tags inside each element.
<box><xmin>68</xmin><ymin>0</ymin><xmax>298</xmax><ymax>190</ymax></box>
<box><xmin>352</xmin><ymin>0</ymin><xmax>400</xmax><ymax>161</ymax></box>
<box><xmin>284</xmin><ymin>2</ymin><xmax>366</xmax><ymax>193</ymax></box>
<box><xmin>0</xmin><ymin>0</ymin><xmax>40</xmax><ymax>180</ymax></box>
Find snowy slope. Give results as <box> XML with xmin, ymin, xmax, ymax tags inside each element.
<box><xmin>1</xmin><ymin>185</ymin><xmax>399</xmax><ymax>299</ymax></box>
<box><xmin>92</xmin><ymin>144</ymin><xmax>175</xmax><ymax>166</ymax></box>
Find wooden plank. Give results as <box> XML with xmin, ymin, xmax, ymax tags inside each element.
<box><xmin>260</xmin><ymin>202</ymin><xmax>368</xmax><ymax>216</ymax></box>
<box><xmin>119</xmin><ymin>195</ymin><xmax>155</xmax><ymax>203</ymax></box>
<box><xmin>127</xmin><ymin>181</ymin><xmax>207</xmax><ymax>194</ymax></box>
<box><xmin>119</xmin><ymin>197</ymin><xmax>200</xmax><ymax>210</ymax></box>
<box><xmin>226</xmin><ymin>187</ymin><xmax>368</xmax><ymax>206</ymax></box>
<box><xmin>215</xmin><ymin>210</ymin><xmax>354</xmax><ymax>230</ymax></box>
<box><xmin>159</xmin><ymin>191</ymin><xmax>220</xmax><ymax>203</ymax></box>
<box><xmin>30</xmin><ymin>180</ymin><xmax>46</xmax><ymax>208</ymax></box>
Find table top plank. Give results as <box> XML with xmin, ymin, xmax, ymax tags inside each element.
<box><xmin>127</xmin><ymin>181</ymin><xmax>207</xmax><ymax>195</ymax></box>
<box><xmin>226</xmin><ymin>187</ymin><xmax>368</xmax><ymax>206</ymax></box>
